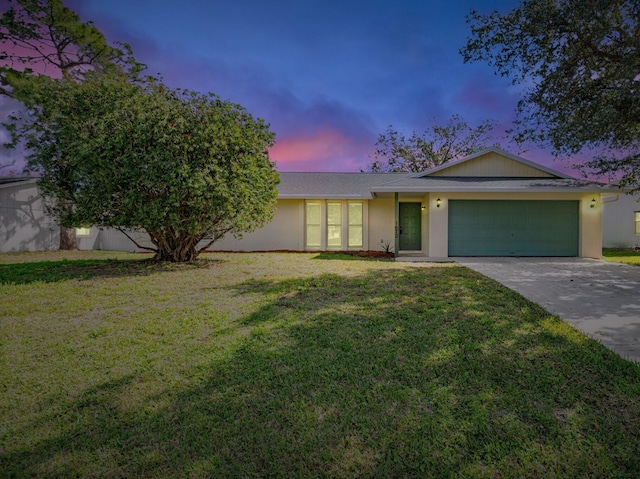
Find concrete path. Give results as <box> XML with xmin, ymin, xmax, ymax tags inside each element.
<box><xmin>453</xmin><ymin>257</ymin><xmax>640</xmax><ymax>363</ymax></box>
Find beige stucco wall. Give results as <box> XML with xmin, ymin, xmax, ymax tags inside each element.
<box><xmin>214</xmin><ymin>199</ymin><xmax>302</xmax><ymax>251</ymax></box>
<box><xmin>0</xmin><ymin>181</ymin><xmax>59</xmax><ymax>252</ymax></box>
<box><xmin>367</xmin><ymin>198</ymin><xmax>394</xmax><ymax>251</ymax></box>
<box><xmin>90</xmin><ymin>199</ymin><xmax>304</xmax><ymax>252</ymax></box>
<box><xmin>427</xmin><ymin>192</ymin><xmax>603</xmax><ymax>259</ymax></box>
<box><xmin>430</xmin><ymin>152</ymin><xmax>554</xmax><ymax>178</ymax></box>
<box><xmin>602</xmin><ymin>194</ymin><xmax>640</xmax><ymax>248</ymax></box>
<box><xmin>70</xmin><ymin>189</ymin><xmax>603</xmax><ymax>259</ymax></box>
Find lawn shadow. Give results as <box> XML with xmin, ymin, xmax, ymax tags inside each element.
<box><xmin>3</xmin><ymin>267</ymin><xmax>640</xmax><ymax>477</ymax></box>
<box><xmin>0</xmin><ymin>257</ymin><xmax>224</xmax><ymax>285</ymax></box>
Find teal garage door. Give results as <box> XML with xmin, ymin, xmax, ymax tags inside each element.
<box><xmin>448</xmin><ymin>200</ymin><xmax>579</xmax><ymax>256</ymax></box>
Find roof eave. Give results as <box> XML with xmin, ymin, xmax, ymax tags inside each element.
<box><xmin>277</xmin><ymin>193</ymin><xmax>375</xmax><ymax>200</ymax></box>
<box><xmin>0</xmin><ymin>177</ymin><xmax>38</xmax><ymax>189</ymax></box>
<box><xmin>371</xmin><ymin>186</ymin><xmax>613</xmax><ymax>194</ymax></box>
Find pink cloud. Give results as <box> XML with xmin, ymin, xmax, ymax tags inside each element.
<box><xmin>270</xmin><ymin>128</ymin><xmax>373</xmax><ymax>172</ymax></box>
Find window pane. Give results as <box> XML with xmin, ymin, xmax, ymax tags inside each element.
<box><xmin>348</xmin><ymin>202</ymin><xmax>362</xmax><ymax>225</ymax></box>
<box><xmin>306</xmin><ymin>202</ymin><xmax>321</xmax><ymax>225</ymax></box>
<box><xmin>348</xmin><ymin>202</ymin><xmax>363</xmax><ymax>247</ymax></box>
<box><xmin>348</xmin><ymin>226</ymin><xmax>363</xmax><ymax>247</ymax></box>
<box><xmin>635</xmin><ymin>212</ymin><xmax>640</xmax><ymax>235</ymax></box>
<box><xmin>306</xmin><ymin>202</ymin><xmax>321</xmax><ymax>248</ymax></box>
<box><xmin>76</xmin><ymin>227</ymin><xmax>91</xmax><ymax>236</ymax></box>
<box><xmin>327</xmin><ymin>203</ymin><xmax>341</xmax><ymax>225</ymax></box>
<box><xmin>327</xmin><ymin>225</ymin><xmax>341</xmax><ymax>247</ymax></box>
<box><xmin>326</xmin><ymin>202</ymin><xmax>342</xmax><ymax>248</ymax></box>
<box><xmin>307</xmin><ymin>225</ymin><xmax>321</xmax><ymax>247</ymax></box>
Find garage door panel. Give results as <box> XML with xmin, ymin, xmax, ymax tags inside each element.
<box><xmin>448</xmin><ymin>200</ymin><xmax>578</xmax><ymax>256</ymax></box>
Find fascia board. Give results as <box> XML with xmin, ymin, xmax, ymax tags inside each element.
<box><xmin>277</xmin><ymin>193</ymin><xmax>374</xmax><ymax>199</ymax></box>
<box><xmin>0</xmin><ymin>178</ymin><xmax>38</xmax><ymax>190</ymax></box>
<box><xmin>370</xmin><ymin>186</ymin><xmax>615</xmax><ymax>194</ymax></box>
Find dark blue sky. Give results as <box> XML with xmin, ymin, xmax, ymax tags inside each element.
<box><xmin>4</xmin><ymin>0</ymin><xmax>574</xmax><ymax>173</ymax></box>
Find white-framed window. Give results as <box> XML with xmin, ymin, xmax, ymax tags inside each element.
<box><xmin>304</xmin><ymin>200</ymin><xmax>367</xmax><ymax>250</ymax></box>
<box><xmin>348</xmin><ymin>201</ymin><xmax>363</xmax><ymax>247</ymax></box>
<box><xmin>305</xmin><ymin>201</ymin><xmax>321</xmax><ymax>248</ymax></box>
<box><xmin>75</xmin><ymin>227</ymin><xmax>91</xmax><ymax>236</ymax></box>
<box><xmin>635</xmin><ymin>212</ymin><xmax>640</xmax><ymax>235</ymax></box>
<box><xmin>327</xmin><ymin>202</ymin><xmax>342</xmax><ymax>248</ymax></box>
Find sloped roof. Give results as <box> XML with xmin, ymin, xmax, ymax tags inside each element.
<box><xmin>0</xmin><ymin>177</ymin><xmax>37</xmax><ymax>189</ymax></box>
<box><xmin>277</xmin><ymin>147</ymin><xmax>613</xmax><ymax>198</ymax></box>
<box><xmin>277</xmin><ymin>172</ymin><xmax>409</xmax><ymax>199</ymax></box>
<box><xmin>276</xmin><ymin>170</ymin><xmax>611</xmax><ymax>198</ymax></box>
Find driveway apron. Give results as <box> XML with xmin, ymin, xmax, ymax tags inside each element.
<box><xmin>453</xmin><ymin>257</ymin><xmax>640</xmax><ymax>363</ymax></box>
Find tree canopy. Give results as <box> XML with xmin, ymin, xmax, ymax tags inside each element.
<box><xmin>368</xmin><ymin>115</ymin><xmax>497</xmax><ymax>173</ymax></box>
<box><xmin>11</xmin><ymin>72</ymin><xmax>279</xmax><ymax>262</ymax></box>
<box><xmin>461</xmin><ymin>0</ymin><xmax>640</xmax><ymax>191</ymax></box>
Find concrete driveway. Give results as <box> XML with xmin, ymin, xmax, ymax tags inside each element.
<box><xmin>454</xmin><ymin>257</ymin><xmax>640</xmax><ymax>363</ymax></box>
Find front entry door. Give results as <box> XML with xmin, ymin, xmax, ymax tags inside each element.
<box><xmin>399</xmin><ymin>202</ymin><xmax>421</xmax><ymax>250</ymax></box>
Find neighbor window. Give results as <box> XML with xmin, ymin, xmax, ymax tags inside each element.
<box><xmin>635</xmin><ymin>212</ymin><xmax>640</xmax><ymax>235</ymax></box>
<box><xmin>305</xmin><ymin>202</ymin><xmax>321</xmax><ymax>248</ymax></box>
<box><xmin>348</xmin><ymin>201</ymin><xmax>363</xmax><ymax>247</ymax></box>
<box><xmin>327</xmin><ymin>202</ymin><xmax>342</xmax><ymax>248</ymax></box>
<box><xmin>75</xmin><ymin>227</ymin><xmax>91</xmax><ymax>236</ymax></box>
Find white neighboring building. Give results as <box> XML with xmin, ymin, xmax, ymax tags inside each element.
<box><xmin>0</xmin><ymin>178</ymin><xmax>59</xmax><ymax>252</ymax></box>
<box><xmin>602</xmin><ymin>192</ymin><xmax>640</xmax><ymax>249</ymax></box>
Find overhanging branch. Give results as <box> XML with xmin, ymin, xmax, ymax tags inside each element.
<box><xmin>115</xmin><ymin>226</ymin><xmax>156</xmax><ymax>252</ymax></box>
<box><xmin>197</xmin><ymin>227</ymin><xmax>233</xmax><ymax>253</ymax></box>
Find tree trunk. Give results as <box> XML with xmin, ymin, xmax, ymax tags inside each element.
<box><xmin>149</xmin><ymin>230</ymin><xmax>202</xmax><ymax>262</ymax></box>
<box><xmin>59</xmin><ymin>225</ymin><xmax>77</xmax><ymax>250</ymax></box>
<box><xmin>153</xmin><ymin>244</ymin><xmax>199</xmax><ymax>262</ymax></box>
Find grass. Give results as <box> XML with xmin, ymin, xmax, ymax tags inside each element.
<box><xmin>2</xmin><ymin>251</ymin><xmax>640</xmax><ymax>478</ymax></box>
<box><xmin>603</xmin><ymin>248</ymin><xmax>640</xmax><ymax>266</ymax></box>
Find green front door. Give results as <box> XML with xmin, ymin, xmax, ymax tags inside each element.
<box><xmin>448</xmin><ymin>200</ymin><xmax>579</xmax><ymax>256</ymax></box>
<box><xmin>399</xmin><ymin>202</ymin><xmax>422</xmax><ymax>250</ymax></box>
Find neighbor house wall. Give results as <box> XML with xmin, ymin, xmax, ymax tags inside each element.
<box><xmin>427</xmin><ymin>192</ymin><xmax>602</xmax><ymax>259</ymax></box>
<box><xmin>602</xmin><ymin>194</ymin><xmax>640</xmax><ymax>248</ymax></box>
<box><xmin>0</xmin><ymin>180</ymin><xmax>59</xmax><ymax>252</ymax></box>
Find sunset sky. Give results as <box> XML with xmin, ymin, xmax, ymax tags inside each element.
<box><xmin>2</xmin><ymin>0</ymin><xmax>576</xmax><ymax>174</ymax></box>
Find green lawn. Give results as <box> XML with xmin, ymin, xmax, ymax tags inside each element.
<box><xmin>2</xmin><ymin>251</ymin><xmax>640</xmax><ymax>478</ymax></box>
<box><xmin>603</xmin><ymin>248</ymin><xmax>640</xmax><ymax>266</ymax></box>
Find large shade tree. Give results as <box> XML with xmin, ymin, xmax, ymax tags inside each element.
<box><xmin>10</xmin><ymin>72</ymin><xmax>279</xmax><ymax>262</ymax></box>
<box><xmin>461</xmin><ymin>0</ymin><xmax>640</xmax><ymax>191</ymax></box>
<box><xmin>368</xmin><ymin>115</ymin><xmax>497</xmax><ymax>172</ymax></box>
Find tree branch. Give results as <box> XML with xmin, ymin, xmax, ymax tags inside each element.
<box><xmin>115</xmin><ymin>226</ymin><xmax>156</xmax><ymax>252</ymax></box>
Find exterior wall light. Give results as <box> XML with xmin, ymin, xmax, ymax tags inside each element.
<box><xmin>590</xmin><ymin>198</ymin><xmax>596</xmax><ymax>208</ymax></box>
<box><xmin>421</xmin><ymin>204</ymin><xmax>426</xmax><ymax>211</ymax></box>
<box><xmin>436</xmin><ymin>198</ymin><xmax>442</xmax><ymax>208</ymax></box>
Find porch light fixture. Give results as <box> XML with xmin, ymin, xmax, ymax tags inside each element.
<box><xmin>421</xmin><ymin>204</ymin><xmax>426</xmax><ymax>211</ymax></box>
<box><xmin>436</xmin><ymin>198</ymin><xmax>442</xmax><ymax>208</ymax></box>
<box><xmin>590</xmin><ymin>198</ymin><xmax>596</xmax><ymax>208</ymax></box>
